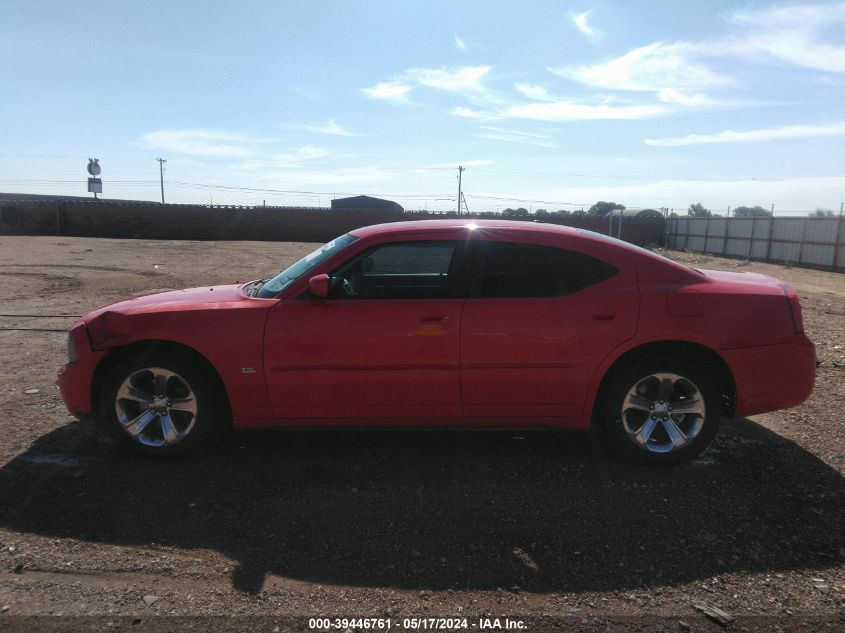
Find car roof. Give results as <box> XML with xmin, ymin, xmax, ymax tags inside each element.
<box><xmin>350</xmin><ymin>219</ymin><xmax>579</xmax><ymax>238</ymax></box>
<box><xmin>349</xmin><ymin>218</ymin><xmax>702</xmax><ymax>279</ymax></box>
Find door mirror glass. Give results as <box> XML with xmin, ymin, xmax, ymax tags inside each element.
<box><xmin>308</xmin><ymin>273</ymin><xmax>330</xmax><ymax>298</ymax></box>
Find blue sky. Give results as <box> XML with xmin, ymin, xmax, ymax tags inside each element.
<box><xmin>1</xmin><ymin>1</ymin><xmax>844</xmax><ymax>214</ymax></box>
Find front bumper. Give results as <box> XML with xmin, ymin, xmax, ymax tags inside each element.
<box><xmin>57</xmin><ymin>323</ymin><xmax>105</xmax><ymax>421</ymax></box>
<box><xmin>720</xmin><ymin>334</ymin><xmax>816</xmax><ymax>418</ymax></box>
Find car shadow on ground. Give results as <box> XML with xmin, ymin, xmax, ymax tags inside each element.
<box><xmin>0</xmin><ymin>419</ymin><xmax>843</xmax><ymax>595</ymax></box>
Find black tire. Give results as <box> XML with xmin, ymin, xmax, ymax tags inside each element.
<box><xmin>98</xmin><ymin>351</ymin><xmax>221</xmax><ymax>457</ymax></box>
<box><xmin>599</xmin><ymin>357</ymin><xmax>721</xmax><ymax>465</ymax></box>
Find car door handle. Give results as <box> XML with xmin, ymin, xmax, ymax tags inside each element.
<box><xmin>592</xmin><ymin>312</ymin><xmax>617</xmax><ymax>321</ymax></box>
<box><xmin>421</xmin><ymin>314</ymin><xmax>450</xmax><ymax>323</ymax></box>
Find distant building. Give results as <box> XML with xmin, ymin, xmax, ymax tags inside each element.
<box><xmin>331</xmin><ymin>195</ymin><xmax>403</xmax><ymax>212</ymax></box>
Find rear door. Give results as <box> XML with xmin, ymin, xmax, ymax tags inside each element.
<box><xmin>460</xmin><ymin>237</ymin><xmax>639</xmax><ymax>420</ymax></box>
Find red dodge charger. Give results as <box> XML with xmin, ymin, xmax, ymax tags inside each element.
<box><xmin>58</xmin><ymin>220</ymin><xmax>815</xmax><ymax>463</ymax></box>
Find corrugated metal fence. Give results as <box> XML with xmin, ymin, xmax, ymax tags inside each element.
<box><xmin>666</xmin><ymin>216</ymin><xmax>845</xmax><ymax>272</ymax></box>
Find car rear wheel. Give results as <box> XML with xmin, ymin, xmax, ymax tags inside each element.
<box><xmin>600</xmin><ymin>358</ymin><xmax>720</xmax><ymax>464</ymax></box>
<box><xmin>99</xmin><ymin>352</ymin><xmax>219</xmax><ymax>456</ymax></box>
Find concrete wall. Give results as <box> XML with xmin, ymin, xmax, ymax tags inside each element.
<box><xmin>0</xmin><ymin>199</ymin><xmax>666</xmax><ymax>245</ymax></box>
<box><xmin>667</xmin><ymin>215</ymin><xmax>845</xmax><ymax>271</ymax></box>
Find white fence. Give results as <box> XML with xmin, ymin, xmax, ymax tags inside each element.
<box><xmin>666</xmin><ymin>216</ymin><xmax>845</xmax><ymax>272</ymax></box>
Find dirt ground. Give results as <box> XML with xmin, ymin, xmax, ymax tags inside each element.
<box><xmin>0</xmin><ymin>236</ymin><xmax>843</xmax><ymax>632</ymax></box>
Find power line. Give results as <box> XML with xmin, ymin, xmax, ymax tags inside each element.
<box><xmin>0</xmin><ymin>176</ymin><xmax>838</xmax><ymax>213</ymax></box>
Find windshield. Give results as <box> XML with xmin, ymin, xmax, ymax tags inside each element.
<box><xmin>254</xmin><ymin>233</ymin><xmax>358</xmax><ymax>298</ymax></box>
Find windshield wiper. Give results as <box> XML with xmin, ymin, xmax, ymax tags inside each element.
<box><xmin>248</xmin><ymin>277</ymin><xmax>271</xmax><ymax>297</ymax></box>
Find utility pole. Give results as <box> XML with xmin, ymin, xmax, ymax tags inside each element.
<box><xmin>156</xmin><ymin>158</ymin><xmax>167</xmax><ymax>204</ymax></box>
<box><xmin>840</xmin><ymin>202</ymin><xmax>843</xmax><ymax>217</ymax></box>
<box><xmin>456</xmin><ymin>165</ymin><xmax>465</xmax><ymax>215</ymax></box>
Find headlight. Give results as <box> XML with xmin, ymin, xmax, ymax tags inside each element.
<box><xmin>67</xmin><ymin>331</ymin><xmax>79</xmax><ymax>363</ymax></box>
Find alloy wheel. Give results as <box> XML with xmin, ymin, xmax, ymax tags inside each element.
<box><xmin>114</xmin><ymin>367</ymin><xmax>198</xmax><ymax>447</ymax></box>
<box><xmin>620</xmin><ymin>372</ymin><xmax>706</xmax><ymax>454</ymax></box>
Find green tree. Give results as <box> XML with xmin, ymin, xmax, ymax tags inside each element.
<box><xmin>588</xmin><ymin>201</ymin><xmax>625</xmax><ymax>216</ymax></box>
<box><xmin>535</xmin><ymin>208</ymin><xmax>549</xmax><ymax>216</ymax></box>
<box><xmin>733</xmin><ymin>205</ymin><xmax>772</xmax><ymax>217</ymax></box>
<box><xmin>809</xmin><ymin>208</ymin><xmax>835</xmax><ymax>217</ymax></box>
<box><xmin>688</xmin><ymin>202</ymin><xmax>712</xmax><ymax>217</ymax></box>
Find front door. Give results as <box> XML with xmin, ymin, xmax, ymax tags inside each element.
<box><xmin>264</xmin><ymin>239</ymin><xmax>469</xmax><ymax>421</ymax></box>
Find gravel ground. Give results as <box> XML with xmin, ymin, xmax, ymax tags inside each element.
<box><xmin>0</xmin><ymin>236</ymin><xmax>843</xmax><ymax>632</ymax></box>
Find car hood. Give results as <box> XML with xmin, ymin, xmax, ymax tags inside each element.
<box><xmin>79</xmin><ymin>283</ymin><xmax>268</xmax><ymax>349</ymax></box>
<box><xmin>83</xmin><ymin>283</ymin><xmax>249</xmax><ymax>321</ymax></box>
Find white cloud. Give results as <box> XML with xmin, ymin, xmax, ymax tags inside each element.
<box><xmin>551</xmin><ymin>42</ymin><xmax>732</xmax><ymax>95</ymax></box>
<box><xmin>552</xmin><ymin>4</ymin><xmax>845</xmax><ymax>109</ymax></box>
<box><xmin>515</xmin><ymin>82</ymin><xmax>553</xmax><ymax>101</ymax></box>
<box><xmin>290</xmin><ymin>86</ymin><xmax>320</xmax><ymax>101</ymax></box>
<box><xmin>257</xmin><ymin>166</ymin><xmax>392</xmax><ymax>185</ymax></box>
<box><xmin>419</xmin><ymin>159</ymin><xmax>493</xmax><ymax>169</ymax></box>
<box><xmin>545</xmin><ymin>176</ymin><xmax>845</xmax><ymax>211</ymax></box>
<box><xmin>240</xmin><ymin>145</ymin><xmax>331</xmax><ymax>169</ymax></box>
<box><xmin>362</xmin><ymin>81</ymin><xmax>412</xmax><ymax>102</ymax></box>
<box><xmin>502</xmin><ymin>100</ymin><xmax>669</xmax><ymax>121</ymax></box>
<box><xmin>452</xmin><ymin>93</ymin><xmax>669</xmax><ymax>122</ymax></box>
<box><xmin>141</xmin><ymin>130</ymin><xmax>262</xmax><ymax>157</ymax></box>
<box><xmin>572</xmin><ymin>10</ymin><xmax>600</xmax><ymax>40</ymax></box>
<box><xmin>302</xmin><ymin>119</ymin><xmax>360</xmax><ymax>137</ymax></box>
<box><xmin>476</xmin><ymin>126</ymin><xmax>557</xmax><ymax>149</ymax></box>
<box><xmin>729</xmin><ymin>3</ymin><xmax>845</xmax><ymax>73</ymax></box>
<box><xmin>404</xmin><ymin>65</ymin><xmax>492</xmax><ymax>92</ymax></box>
<box><xmin>656</xmin><ymin>88</ymin><xmax>721</xmax><ymax>106</ymax></box>
<box><xmin>275</xmin><ymin>145</ymin><xmax>331</xmax><ymax>163</ymax></box>
<box><xmin>364</xmin><ymin>65</ymin><xmax>493</xmax><ymax>105</ymax></box>
<box><xmin>454</xmin><ymin>35</ymin><xmax>467</xmax><ymax>52</ymax></box>
<box><xmin>450</xmin><ymin>106</ymin><xmax>498</xmax><ymax>120</ymax></box>
<box><xmin>646</xmin><ymin>121</ymin><xmax>845</xmax><ymax>147</ymax></box>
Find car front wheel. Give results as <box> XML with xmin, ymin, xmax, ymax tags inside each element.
<box><xmin>600</xmin><ymin>358</ymin><xmax>720</xmax><ymax>464</ymax></box>
<box><xmin>99</xmin><ymin>352</ymin><xmax>218</xmax><ymax>456</ymax></box>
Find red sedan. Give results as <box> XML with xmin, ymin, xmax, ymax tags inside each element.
<box><xmin>58</xmin><ymin>220</ymin><xmax>815</xmax><ymax>463</ymax></box>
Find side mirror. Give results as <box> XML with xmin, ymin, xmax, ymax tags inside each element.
<box><xmin>308</xmin><ymin>273</ymin><xmax>330</xmax><ymax>298</ymax></box>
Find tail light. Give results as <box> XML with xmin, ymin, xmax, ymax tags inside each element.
<box><xmin>780</xmin><ymin>284</ymin><xmax>804</xmax><ymax>334</ymax></box>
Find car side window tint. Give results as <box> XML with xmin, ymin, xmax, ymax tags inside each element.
<box><xmin>367</xmin><ymin>243</ymin><xmax>454</xmax><ymax>275</ymax></box>
<box><xmin>331</xmin><ymin>241</ymin><xmax>465</xmax><ymax>299</ymax></box>
<box><xmin>473</xmin><ymin>241</ymin><xmax>617</xmax><ymax>298</ymax></box>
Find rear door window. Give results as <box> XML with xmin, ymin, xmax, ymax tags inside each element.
<box><xmin>472</xmin><ymin>241</ymin><xmax>617</xmax><ymax>298</ymax></box>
